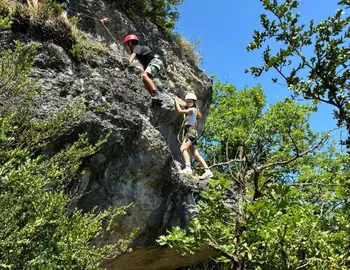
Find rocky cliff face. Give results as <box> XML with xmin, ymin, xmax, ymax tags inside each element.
<box><xmin>2</xmin><ymin>1</ymin><xmax>214</xmax><ymax>269</ymax></box>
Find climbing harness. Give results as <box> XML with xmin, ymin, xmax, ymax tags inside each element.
<box><xmin>176</xmin><ymin>104</ymin><xmax>206</xmax><ymax>144</ymax></box>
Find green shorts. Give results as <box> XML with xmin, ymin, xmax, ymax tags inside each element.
<box><xmin>145</xmin><ymin>57</ymin><xmax>164</xmax><ymax>78</ymax></box>
<box><xmin>185</xmin><ymin>125</ymin><xmax>198</xmax><ymax>144</ymax></box>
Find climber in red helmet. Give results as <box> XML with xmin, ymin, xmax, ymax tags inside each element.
<box><xmin>175</xmin><ymin>93</ymin><xmax>214</xmax><ymax>180</ymax></box>
<box><xmin>123</xmin><ymin>34</ymin><xmax>164</xmax><ymax>98</ymax></box>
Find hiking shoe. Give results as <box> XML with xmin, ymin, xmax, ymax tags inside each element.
<box><xmin>199</xmin><ymin>169</ymin><xmax>213</xmax><ymax>180</ymax></box>
<box><xmin>151</xmin><ymin>91</ymin><xmax>162</xmax><ymax>105</ymax></box>
<box><xmin>179</xmin><ymin>167</ymin><xmax>193</xmax><ymax>175</ymax></box>
<box><xmin>155</xmin><ymin>85</ymin><xmax>164</xmax><ymax>93</ymax></box>
<box><xmin>151</xmin><ymin>90</ymin><xmax>160</xmax><ymax>97</ymax></box>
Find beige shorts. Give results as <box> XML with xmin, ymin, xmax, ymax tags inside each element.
<box><xmin>145</xmin><ymin>57</ymin><xmax>164</xmax><ymax>78</ymax></box>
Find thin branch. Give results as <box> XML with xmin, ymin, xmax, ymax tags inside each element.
<box><xmin>289</xmin><ymin>183</ymin><xmax>345</xmax><ymax>187</ymax></box>
<box><xmin>296</xmin><ymin>260</ymin><xmax>312</xmax><ymax>269</ymax></box>
<box><xmin>273</xmin><ymin>65</ymin><xmax>289</xmax><ymax>81</ymax></box>
<box><xmin>288</xmin><ymin>123</ymin><xmax>300</xmax><ymax>156</ymax></box>
<box><xmin>325</xmin><ymin>201</ymin><xmax>345</xmax><ymax>216</ymax></box>
<box><xmin>209</xmin><ymin>159</ymin><xmax>246</xmax><ymax>169</ymax></box>
<box><xmin>260</xmin><ymin>176</ymin><xmax>274</xmax><ymax>190</ymax></box>
<box><xmin>320</xmin><ymin>199</ymin><xmax>325</xmax><ymax>218</ymax></box>
<box><xmin>244</xmin><ymin>123</ymin><xmax>258</xmax><ymax>145</ymax></box>
<box><xmin>226</xmin><ymin>134</ymin><xmax>235</xmax><ymax>179</ymax></box>
<box><xmin>261</xmin><ymin>128</ymin><xmax>335</xmax><ymax>170</ymax></box>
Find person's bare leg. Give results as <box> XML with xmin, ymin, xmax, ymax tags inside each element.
<box><xmin>191</xmin><ymin>147</ymin><xmax>213</xmax><ymax>179</ymax></box>
<box><xmin>181</xmin><ymin>139</ymin><xmax>193</xmax><ymax>164</ymax></box>
<box><xmin>179</xmin><ymin>139</ymin><xmax>193</xmax><ymax>175</ymax></box>
<box><xmin>142</xmin><ymin>72</ymin><xmax>157</xmax><ymax>95</ymax></box>
<box><xmin>191</xmin><ymin>148</ymin><xmax>209</xmax><ymax>168</ymax></box>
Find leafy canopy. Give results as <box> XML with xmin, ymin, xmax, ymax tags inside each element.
<box><xmin>246</xmin><ymin>0</ymin><xmax>350</xmax><ymax>143</ymax></box>
<box><xmin>159</xmin><ymin>80</ymin><xmax>350</xmax><ymax>269</ymax></box>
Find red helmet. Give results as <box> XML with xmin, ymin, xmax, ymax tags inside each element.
<box><xmin>123</xmin><ymin>34</ymin><xmax>139</xmax><ymax>44</ymax></box>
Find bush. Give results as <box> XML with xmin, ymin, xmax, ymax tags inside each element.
<box><xmin>0</xmin><ymin>0</ymin><xmax>13</xmax><ymax>30</ymax></box>
<box><xmin>3</xmin><ymin>0</ymin><xmax>106</xmax><ymax>61</ymax></box>
<box><xmin>70</xmin><ymin>17</ymin><xmax>107</xmax><ymax>61</ymax></box>
<box><xmin>173</xmin><ymin>33</ymin><xmax>203</xmax><ymax>66</ymax></box>
<box><xmin>112</xmin><ymin>0</ymin><xmax>183</xmax><ymax>32</ymax></box>
<box><xmin>145</xmin><ymin>0</ymin><xmax>184</xmax><ymax>32</ymax></box>
<box><xmin>0</xmin><ymin>41</ymin><xmax>134</xmax><ymax>269</ymax></box>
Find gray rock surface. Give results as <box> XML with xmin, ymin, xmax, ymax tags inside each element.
<box><xmin>2</xmin><ymin>1</ymin><xmax>214</xmax><ymax>269</ymax></box>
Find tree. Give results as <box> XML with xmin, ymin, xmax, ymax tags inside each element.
<box><xmin>158</xmin><ymin>81</ymin><xmax>350</xmax><ymax>269</ymax></box>
<box><xmin>148</xmin><ymin>0</ymin><xmax>184</xmax><ymax>31</ymax></box>
<box><xmin>246</xmin><ymin>0</ymin><xmax>350</xmax><ymax>144</ymax></box>
<box><xmin>113</xmin><ymin>0</ymin><xmax>184</xmax><ymax>32</ymax></box>
<box><xmin>0</xmin><ymin>41</ymin><xmax>134</xmax><ymax>269</ymax></box>
<box><xmin>159</xmin><ymin>1</ymin><xmax>350</xmax><ymax>267</ymax></box>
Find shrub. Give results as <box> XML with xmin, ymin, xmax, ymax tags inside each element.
<box><xmin>4</xmin><ymin>0</ymin><xmax>106</xmax><ymax>61</ymax></box>
<box><xmin>173</xmin><ymin>33</ymin><xmax>203</xmax><ymax>66</ymax></box>
<box><xmin>70</xmin><ymin>17</ymin><xmax>107</xmax><ymax>61</ymax></box>
<box><xmin>0</xmin><ymin>40</ymin><xmax>134</xmax><ymax>269</ymax></box>
<box><xmin>145</xmin><ymin>0</ymin><xmax>184</xmax><ymax>32</ymax></box>
<box><xmin>111</xmin><ymin>0</ymin><xmax>183</xmax><ymax>32</ymax></box>
<box><xmin>0</xmin><ymin>0</ymin><xmax>13</xmax><ymax>30</ymax></box>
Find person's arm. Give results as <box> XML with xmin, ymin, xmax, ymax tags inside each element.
<box><xmin>129</xmin><ymin>53</ymin><xmax>136</xmax><ymax>63</ymax></box>
<box><xmin>130</xmin><ymin>45</ymin><xmax>142</xmax><ymax>63</ymax></box>
<box><xmin>100</xmin><ymin>18</ymin><xmax>110</xmax><ymax>24</ymax></box>
<box><xmin>175</xmin><ymin>97</ymin><xmax>194</xmax><ymax>115</ymax></box>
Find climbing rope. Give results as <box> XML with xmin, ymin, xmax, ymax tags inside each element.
<box><xmin>66</xmin><ymin>6</ymin><xmax>127</xmax><ymax>52</ymax></box>
<box><xmin>177</xmin><ymin>114</ymin><xmax>186</xmax><ymax>143</ymax></box>
<box><xmin>101</xmin><ymin>22</ymin><xmax>120</xmax><ymax>45</ymax></box>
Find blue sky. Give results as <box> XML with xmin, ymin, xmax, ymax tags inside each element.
<box><xmin>175</xmin><ymin>0</ymin><xmax>346</xmax><ymax>142</ymax></box>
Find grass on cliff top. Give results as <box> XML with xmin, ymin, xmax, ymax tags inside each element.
<box><xmin>172</xmin><ymin>33</ymin><xmax>203</xmax><ymax>67</ymax></box>
<box><xmin>0</xmin><ymin>0</ymin><xmax>107</xmax><ymax>61</ymax></box>
<box><xmin>1</xmin><ymin>0</ymin><xmax>203</xmax><ymax>68</ymax></box>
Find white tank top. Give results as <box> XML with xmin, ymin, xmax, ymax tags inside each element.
<box><xmin>186</xmin><ymin>108</ymin><xmax>197</xmax><ymax>126</ymax></box>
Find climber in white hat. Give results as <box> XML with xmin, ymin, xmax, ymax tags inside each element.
<box><xmin>174</xmin><ymin>93</ymin><xmax>213</xmax><ymax>180</ymax></box>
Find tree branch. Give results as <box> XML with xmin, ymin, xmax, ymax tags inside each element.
<box><xmin>225</xmin><ymin>134</ymin><xmax>235</xmax><ymax>179</ymax></box>
<box><xmin>289</xmin><ymin>182</ymin><xmax>345</xmax><ymax>187</ymax></box>
<box><xmin>209</xmin><ymin>158</ymin><xmax>246</xmax><ymax>169</ymax></box>
<box><xmin>288</xmin><ymin>123</ymin><xmax>300</xmax><ymax>156</ymax></box>
<box><xmin>260</xmin><ymin>128</ymin><xmax>335</xmax><ymax>170</ymax></box>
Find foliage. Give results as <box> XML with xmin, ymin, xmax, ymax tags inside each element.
<box><xmin>0</xmin><ymin>40</ymin><xmax>39</xmax><ymax>117</ymax></box>
<box><xmin>173</xmin><ymin>33</ymin><xmax>203</xmax><ymax>66</ymax></box>
<box><xmin>159</xmin><ymin>80</ymin><xmax>350</xmax><ymax>269</ymax></box>
<box><xmin>28</xmin><ymin>0</ymin><xmax>66</xmax><ymax>21</ymax></box>
<box><xmin>113</xmin><ymin>0</ymin><xmax>183</xmax><ymax>32</ymax></box>
<box><xmin>163</xmin><ymin>154</ymin><xmax>350</xmax><ymax>269</ymax></box>
<box><xmin>3</xmin><ymin>0</ymin><xmax>106</xmax><ymax>61</ymax></box>
<box><xmin>0</xmin><ymin>0</ymin><xmax>13</xmax><ymax>30</ymax></box>
<box><xmin>158</xmin><ymin>177</ymin><xmax>235</xmax><ymax>259</ymax></box>
<box><xmin>240</xmin><ymin>150</ymin><xmax>350</xmax><ymax>269</ymax></box>
<box><xmin>145</xmin><ymin>0</ymin><xmax>184</xmax><ymax>32</ymax></box>
<box><xmin>70</xmin><ymin>17</ymin><xmax>107</xmax><ymax>61</ymax></box>
<box><xmin>201</xmin><ymin>79</ymin><xmax>318</xmax><ymax>192</ymax></box>
<box><xmin>0</xmin><ymin>42</ymin><xmax>134</xmax><ymax>269</ymax></box>
<box><xmin>246</xmin><ymin>0</ymin><xmax>350</xmax><ymax>142</ymax></box>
